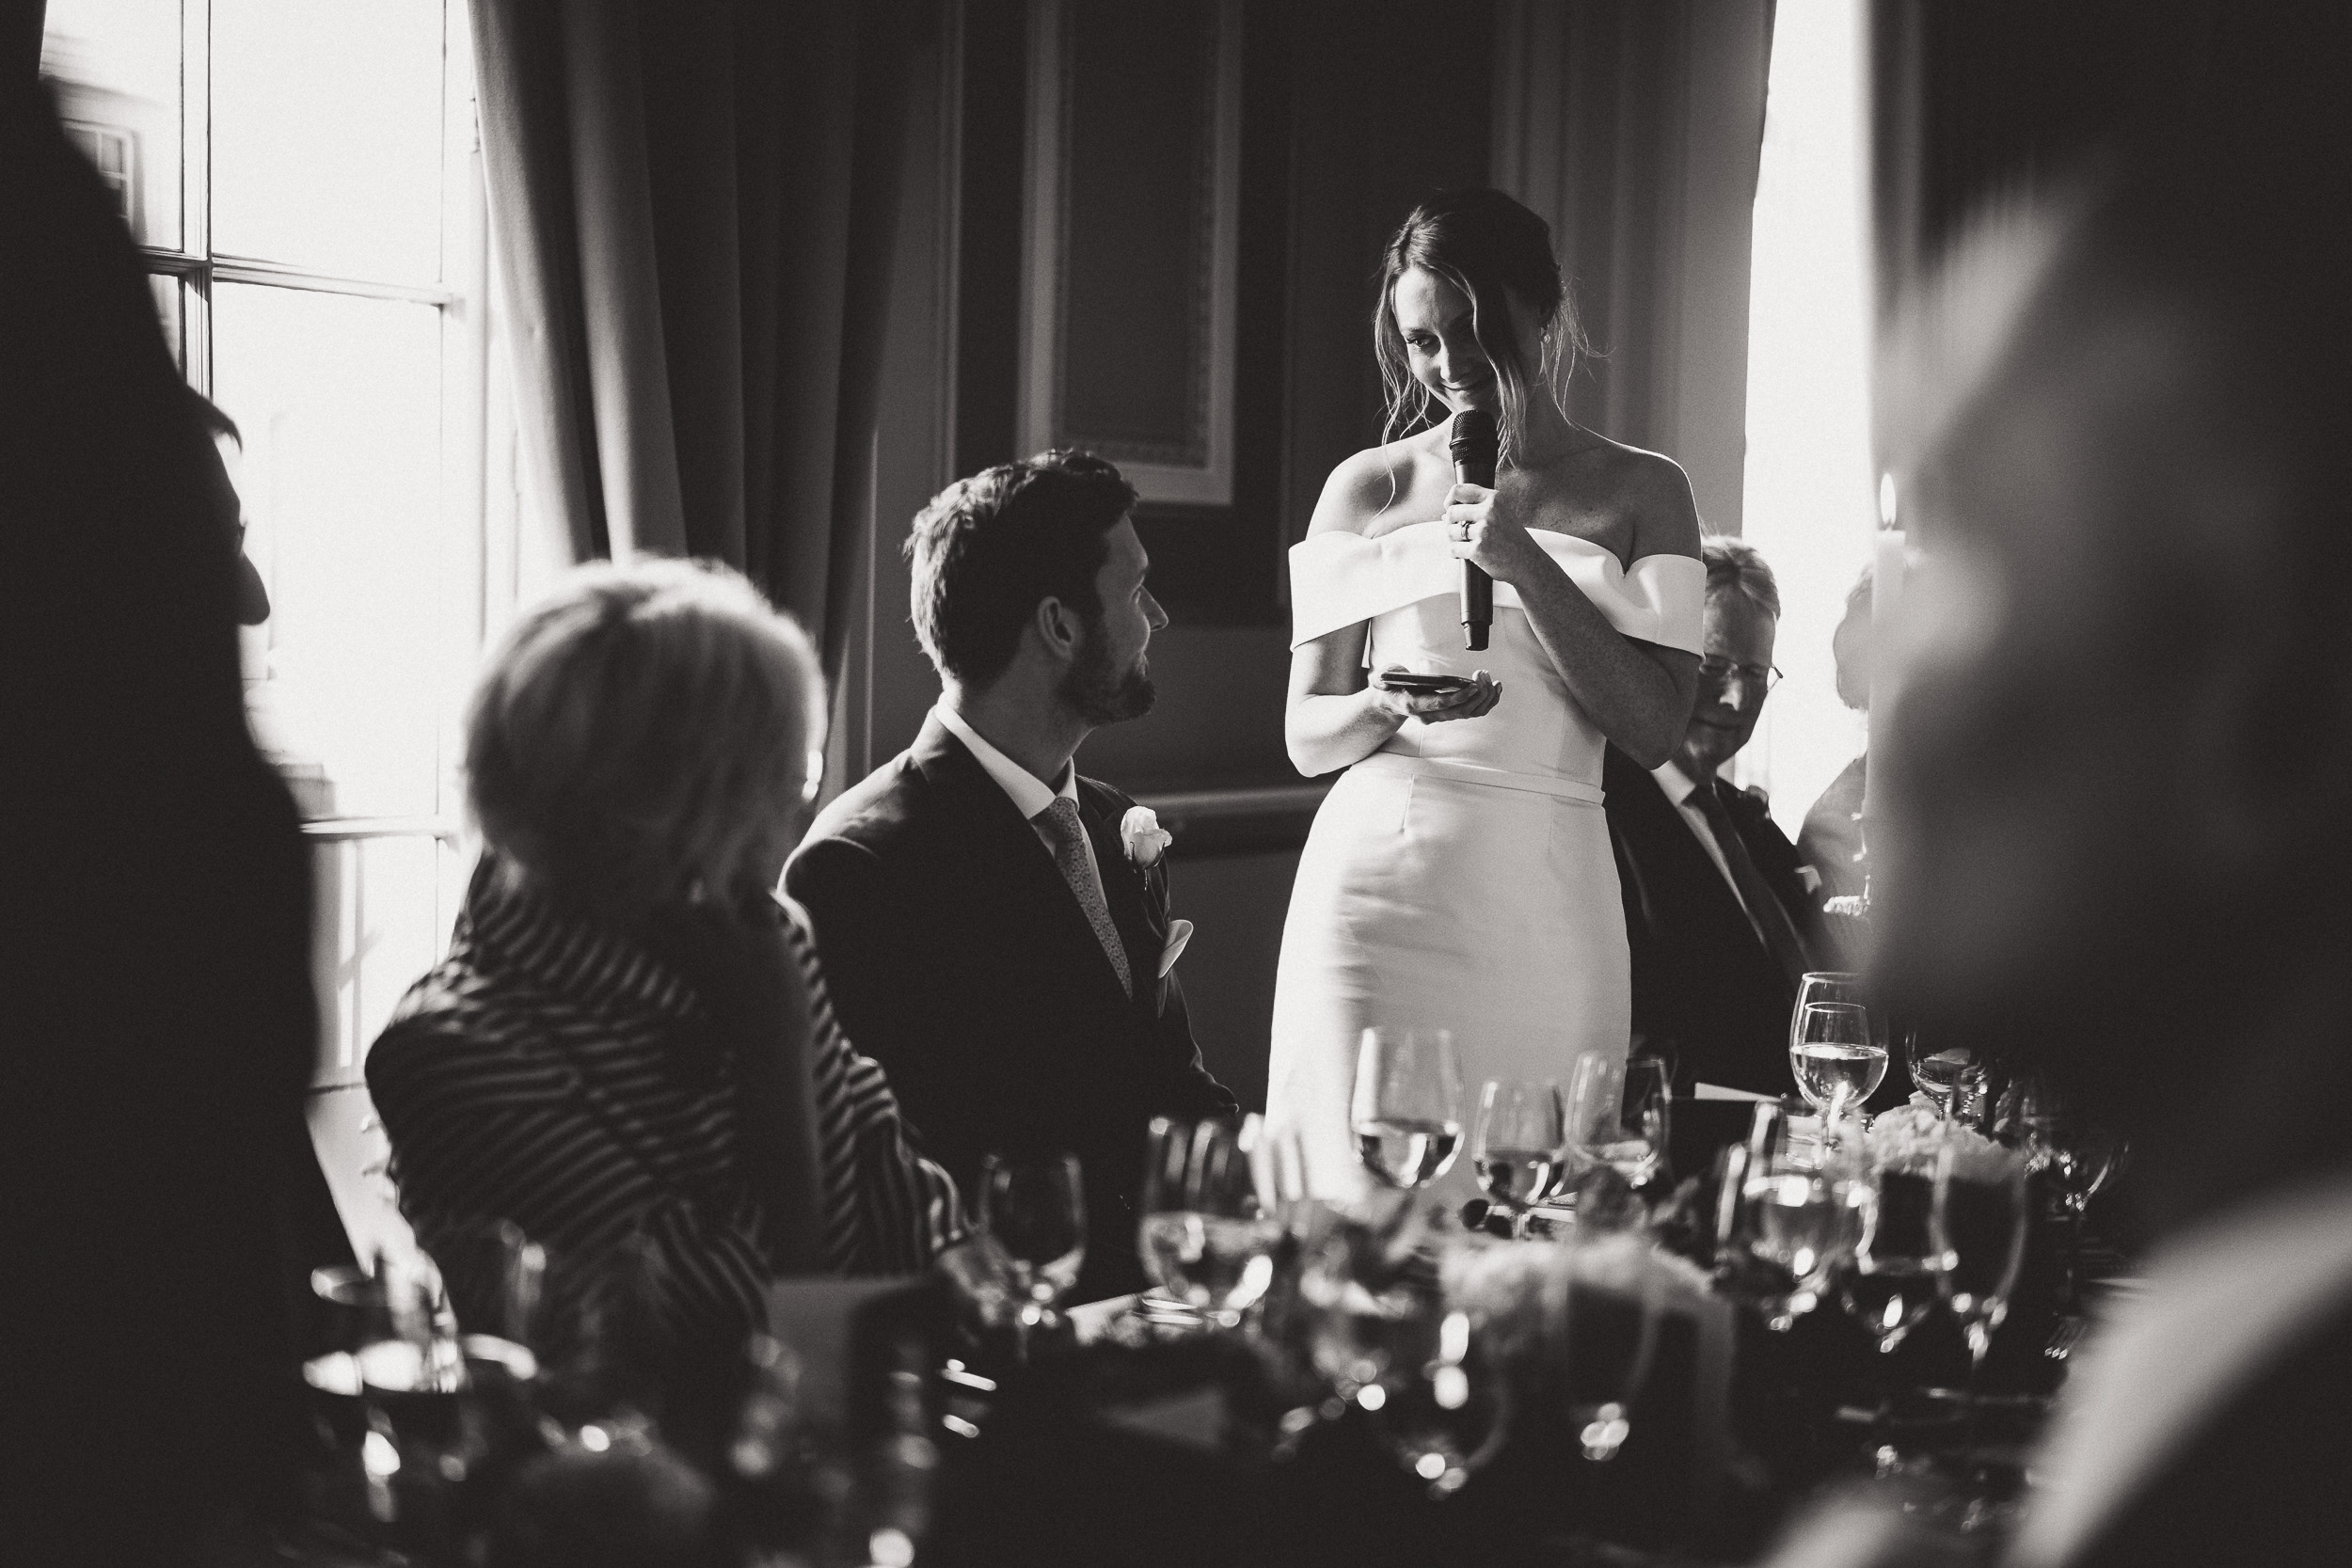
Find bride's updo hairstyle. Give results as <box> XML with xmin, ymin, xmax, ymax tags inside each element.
<box><xmin>1374</xmin><ymin>188</ymin><xmax>1587</xmax><ymax>464</ymax></box>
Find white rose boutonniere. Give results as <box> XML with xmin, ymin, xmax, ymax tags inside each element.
<box><xmin>1120</xmin><ymin>805</ymin><xmax>1173</xmax><ymax>869</ymax></box>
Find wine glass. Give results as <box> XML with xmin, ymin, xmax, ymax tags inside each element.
<box><xmin>1789</xmin><ymin>1001</ymin><xmax>1887</xmax><ymax>1133</ymax></box>
<box><xmin>1361</xmin><ymin>1303</ymin><xmax>1509</xmax><ymax>1499</ymax></box>
<box><xmin>1735</xmin><ymin>1118</ymin><xmax>1869</xmax><ymax>1331</ymax></box>
<box><xmin>1840</xmin><ymin>1161</ymin><xmax>1944</xmax><ymax>1356</ymax></box>
<box><xmin>976</xmin><ymin>1153</ymin><xmax>1088</xmax><ymax>1358</ymax></box>
<box><xmin>1789</xmin><ymin>973</ymin><xmax>1884</xmax><ymax>1051</ymax></box>
<box><xmin>1471</xmin><ymin>1079</ymin><xmax>1565</xmax><ymax>1237</ymax></box>
<box><xmin>1138</xmin><ymin>1117</ymin><xmax>1284</xmax><ymax>1328</ymax></box>
<box><xmin>1995</xmin><ymin>1077</ymin><xmax>2125</xmax><ymax>1310</ymax></box>
<box><xmin>1932</xmin><ymin>1139</ymin><xmax>2030</xmax><ymax>1458</ymax></box>
<box><xmin>1352</xmin><ymin>1028</ymin><xmax>1464</xmax><ymax>1192</ymax></box>
<box><xmin>1903</xmin><ymin>1030</ymin><xmax>1987</xmax><ymax>1121</ymax></box>
<box><xmin>1566</xmin><ymin>1053</ymin><xmax>1670</xmax><ymax>1190</ymax></box>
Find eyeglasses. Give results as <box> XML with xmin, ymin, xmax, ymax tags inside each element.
<box><xmin>1698</xmin><ymin>657</ymin><xmax>1782</xmax><ymax>692</ymax></box>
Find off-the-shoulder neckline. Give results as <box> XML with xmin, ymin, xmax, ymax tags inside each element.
<box><xmin>1295</xmin><ymin>519</ymin><xmax>1700</xmax><ymax>575</ymax></box>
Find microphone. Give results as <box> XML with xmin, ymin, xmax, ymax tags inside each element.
<box><xmin>1449</xmin><ymin>409</ymin><xmax>1498</xmax><ymax>651</ymax></box>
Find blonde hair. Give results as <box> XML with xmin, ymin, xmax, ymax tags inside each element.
<box><xmin>465</xmin><ymin>558</ymin><xmax>823</xmax><ymax>921</ymax></box>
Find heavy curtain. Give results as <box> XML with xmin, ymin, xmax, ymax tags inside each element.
<box><xmin>471</xmin><ymin>0</ymin><xmax>928</xmax><ymax>659</ymax></box>
<box><xmin>1490</xmin><ymin>0</ymin><xmax>1774</xmax><ymax>534</ymax></box>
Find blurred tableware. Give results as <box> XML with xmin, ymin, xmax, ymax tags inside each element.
<box><xmin>1352</xmin><ymin>1028</ymin><xmax>1464</xmax><ymax>1191</ymax></box>
<box><xmin>1138</xmin><ymin>1117</ymin><xmax>1284</xmax><ymax>1327</ymax></box>
<box><xmin>1734</xmin><ymin>1109</ymin><xmax>1868</xmax><ymax>1330</ymax></box>
<box><xmin>1470</xmin><ymin>1079</ymin><xmax>1565</xmax><ymax>1236</ymax></box>
<box><xmin>1360</xmin><ymin>1300</ymin><xmax>1509</xmax><ymax>1498</ymax></box>
<box><xmin>1546</xmin><ymin>1238</ymin><xmax>1664</xmax><ymax>1462</ymax></box>
<box><xmin>1903</xmin><ymin>1031</ymin><xmax>1988</xmax><ymax>1121</ymax></box>
<box><xmin>1994</xmin><ymin>1075</ymin><xmax>2127</xmax><ymax>1308</ymax></box>
<box><xmin>1567</xmin><ymin>1053</ymin><xmax>1670</xmax><ymax>1190</ymax></box>
<box><xmin>1841</xmin><ymin>1162</ymin><xmax>1943</xmax><ymax>1355</ymax></box>
<box><xmin>976</xmin><ymin>1153</ymin><xmax>1087</xmax><ymax>1357</ymax></box>
<box><xmin>1934</xmin><ymin>1137</ymin><xmax>2031</xmax><ymax>1460</ymax></box>
<box><xmin>1789</xmin><ymin>1000</ymin><xmax>1886</xmax><ymax>1132</ymax></box>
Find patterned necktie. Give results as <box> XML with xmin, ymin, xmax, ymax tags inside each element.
<box><xmin>1691</xmin><ymin>780</ymin><xmax>1813</xmax><ymax>990</ymax></box>
<box><xmin>1033</xmin><ymin>797</ymin><xmax>1133</xmax><ymax>997</ymax></box>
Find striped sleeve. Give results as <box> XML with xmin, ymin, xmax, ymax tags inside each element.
<box><xmin>367</xmin><ymin>1007</ymin><xmax>771</xmax><ymax>1343</ymax></box>
<box><xmin>782</xmin><ymin>911</ymin><xmax>967</xmax><ymax>1274</ymax></box>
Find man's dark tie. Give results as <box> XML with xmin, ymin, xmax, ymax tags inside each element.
<box><xmin>1692</xmin><ymin>781</ymin><xmax>1812</xmax><ymax>990</ymax></box>
<box><xmin>1033</xmin><ymin>797</ymin><xmax>1133</xmax><ymax>997</ymax></box>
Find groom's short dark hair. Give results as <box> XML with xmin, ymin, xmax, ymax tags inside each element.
<box><xmin>905</xmin><ymin>450</ymin><xmax>1138</xmax><ymax>686</ymax></box>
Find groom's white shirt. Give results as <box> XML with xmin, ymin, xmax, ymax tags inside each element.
<box><xmin>933</xmin><ymin>701</ymin><xmax>1107</xmax><ymax>900</ymax></box>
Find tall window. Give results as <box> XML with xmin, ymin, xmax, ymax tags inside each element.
<box><xmin>1740</xmin><ymin>0</ymin><xmax>1877</xmax><ymax>834</ymax></box>
<box><xmin>40</xmin><ymin>1</ymin><xmax>522</xmax><ymax>1082</ymax></box>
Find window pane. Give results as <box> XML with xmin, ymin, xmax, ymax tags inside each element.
<box><xmin>212</xmin><ymin>0</ymin><xmax>445</xmax><ymax>283</ymax></box>
<box><xmin>213</xmin><ymin>283</ymin><xmax>446</xmax><ymax>818</ymax></box>
<box><xmin>40</xmin><ymin>0</ymin><xmax>183</xmax><ymax>250</ymax></box>
<box><xmin>147</xmin><ymin>273</ymin><xmax>184</xmax><ymax>372</ymax></box>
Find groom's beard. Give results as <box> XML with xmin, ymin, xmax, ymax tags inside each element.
<box><xmin>1061</xmin><ymin>634</ymin><xmax>1156</xmax><ymax>726</ymax></box>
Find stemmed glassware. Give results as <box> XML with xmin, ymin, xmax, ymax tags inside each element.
<box><xmin>1566</xmin><ymin>1053</ymin><xmax>1670</xmax><ymax>1191</ymax></box>
<box><xmin>1138</xmin><ymin>1117</ymin><xmax>1285</xmax><ymax>1328</ymax></box>
<box><xmin>976</xmin><ymin>1153</ymin><xmax>1088</xmax><ymax>1358</ymax></box>
<box><xmin>1904</xmin><ymin>1030</ymin><xmax>1988</xmax><ymax>1122</ymax></box>
<box><xmin>1840</xmin><ymin>1159</ymin><xmax>1944</xmax><ymax>1356</ymax></box>
<box><xmin>1353</xmin><ymin>1028</ymin><xmax>1464</xmax><ymax>1193</ymax></box>
<box><xmin>1470</xmin><ymin>1079</ymin><xmax>1565</xmax><ymax>1235</ymax></box>
<box><xmin>1790</xmin><ymin>1000</ymin><xmax>1887</xmax><ymax>1135</ymax></box>
<box><xmin>1932</xmin><ymin>1138</ymin><xmax>2031</xmax><ymax>1455</ymax></box>
<box><xmin>1995</xmin><ymin>1076</ymin><xmax>2126</xmax><ymax>1310</ymax></box>
<box><xmin>1732</xmin><ymin>1105</ymin><xmax>1868</xmax><ymax>1330</ymax></box>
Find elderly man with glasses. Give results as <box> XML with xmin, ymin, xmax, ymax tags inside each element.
<box><xmin>1602</xmin><ymin>535</ymin><xmax>1833</xmax><ymax>1097</ymax></box>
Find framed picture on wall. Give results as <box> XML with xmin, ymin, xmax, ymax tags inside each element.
<box><xmin>1019</xmin><ymin>0</ymin><xmax>1242</xmax><ymax>506</ymax></box>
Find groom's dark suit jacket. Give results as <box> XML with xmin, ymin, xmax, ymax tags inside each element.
<box><xmin>1602</xmin><ymin>746</ymin><xmax>1833</xmax><ymax>1098</ymax></box>
<box><xmin>785</xmin><ymin>715</ymin><xmax>1237</xmax><ymax>1300</ymax></box>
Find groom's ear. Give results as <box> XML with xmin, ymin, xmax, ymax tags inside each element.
<box><xmin>1032</xmin><ymin>594</ymin><xmax>1082</xmax><ymax>663</ymax></box>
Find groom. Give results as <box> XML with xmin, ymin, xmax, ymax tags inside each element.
<box><xmin>786</xmin><ymin>451</ymin><xmax>1236</xmax><ymax>1300</ymax></box>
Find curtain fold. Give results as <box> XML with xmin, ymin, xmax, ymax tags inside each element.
<box><xmin>471</xmin><ymin>0</ymin><xmax>928</xmax><ymax>657</ymax></box>
<box><xmin>1490</xmin><ymin>0</ymin><xmax>1773</xmax><ymax>534</ymax></box>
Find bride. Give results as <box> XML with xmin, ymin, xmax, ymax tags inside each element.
<box><xmin>1267</xmin><ymin>188</ymin><xmax>1704</xmax><ymax>1201</ymax></box>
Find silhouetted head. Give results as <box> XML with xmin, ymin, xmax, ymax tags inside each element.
<box><xmin>465</xmin><ymin>559</ymin><xmax>824</xmax><ymax>921</ymax></box>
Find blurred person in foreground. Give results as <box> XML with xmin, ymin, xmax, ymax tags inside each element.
<box><xmin>1769</xmin><ymin>65</ymin><xmax>2352</xmax><ymax>1568</ymax></box>
<box><xmin>1796</xmin><ymin>564</ymin><xmax>1872</xmax><ymax>908</ymax></box>
<box><xmin>787</xmin><ymin>451</ymin><xmax>1236</xmax><ymax>1302</ymax></box>
<box><xmin>367</xmin><ymin>561</ymin><xmax>962</xmax><ymax>1384</ymax></box>
<box><xmin>2</xmin><ymin>85</ymin><xmax>315</xmax><ymax>1563</ymax></box>
<box><xmin>1604</xmin><ymin>537</ymin><xmax>1832</xmax><ymax>1095</ymax></box>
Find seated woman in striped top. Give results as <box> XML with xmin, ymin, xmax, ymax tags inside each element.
<box><xmin>367</xmin><ymin>559</ymin><xmax>963</xmax><ymax>1371</ymax></box>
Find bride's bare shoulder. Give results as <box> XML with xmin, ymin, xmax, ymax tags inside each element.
<box><xmin>1306</xmin><ymin>431</ymin><xmax>1446</xmax><ymax>538</ymax></box>
<box><xmin>1564</xmin><ymin>434</ymin><xmax>1702</xmax><ymax>558</ymax></box>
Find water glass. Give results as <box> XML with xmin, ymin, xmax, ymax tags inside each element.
<box><xmin>1360</xmin><ymin>1302</ymin><xmax>1509</xmax><ymax>1499</ymax></box>
<box><xmin>1471</xmin><ymin>1079</ymin><xmax>1565</xmax><ymax>1233</ymax></box>
<box><xmin>1139</xmin><ymin>1117</ymin><xmax>1283</xmax><ymax>1327</ymax></box>
<box><xmin>977</xmin><ymin>1153</ymin><xmax>1088</xmax><ymax>1354</ymax></box>
<box><xmin>1903</xmin><ymin>1030</ymin><xmax>1987</xmax><ymax>1121</ymax></box>
<box><xmin>1932</xmin><ymin>1140</ymin><xmax>2030</xmax><ymax>1370</ymax></box>
<box><xmin>1735</xmin><ymin>1119</ymin><xmax>1869</xmax><ymax>1332</ymax></box>
<box><xmin>1789</xmin><ymin>1000</ymin><xmax>1886</xmax><ymax>1130</ymax></box>
<box><xmin>1841</xmin><ymin>1164</ymin><xmax>1944</xmax><ymax>1354</ymax></box>
<box><xmin>1566</xmin><ymin>1053</ymin><xmax>1670</xmax><ymax>1189</ymax></box>
<box><xmin>1352</xmin><ymin>1028</ymin><xmax>1465</xmax><ymax>1191</ymax></box>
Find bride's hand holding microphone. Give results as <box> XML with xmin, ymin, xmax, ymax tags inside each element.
<box><xmin>1443</xmin><ymin>482</ymin><xmax>1549</xmax><ymax>591</ymax></box>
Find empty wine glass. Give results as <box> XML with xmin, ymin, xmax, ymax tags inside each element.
<box><xmin>1470</xmin><ymin>1079</ymin><xmax>1565</xmax><ymax>1236</ymax></box>
<box><xmin>1841</xmin><ymin>1161</ymin><xmax>1944</xmax><ymax>1355</ymax></box>
<box><xmin>1903</xmin><ymin>1030</ymin><xmax>1987</xmax><ymax>1121</ymax></box>
<box><xmin>1139</xmin><ymin>1117</ymin><xmax>1284</xmax><ymax>1328</ymax></box>
<box><xmin>1567</xmin><ymin>1053</ymin><xmax>1670</xmax><ymax>1190</ymax></box>
<box><xmin>1790</xmin><ymin>1001</ymin><xmax>1887</xmax><ymax>1133</ymax></box>
<box><xmin>1995</xmin><ymin>1076</ymin><xmax>2126</xmax><ymax>1309</ymax></box>
<box><xmin>1933</xmin><ymin>1138</ymin><xmax>2030</xmax><ymax>1457</ymax></box>
<box><xmin>977</xmin><ymin>1153</ymin><xmax>1088</xmax><ymax>1358</ymax></box>
<box><xmin>1735</xmin><ymin>1111</ymin><xmax>1869</xmax><ymax>1331</ymax></box>
<box><xmin>1352</xmin><ymin>1028</ymin><xmax>1464</xmax><ymax>1192</ymax></box>
<box><xmin>1361</xmin><ymin>1302</ymin><xmax>1509</xmax><ymax>1499</ymax></box>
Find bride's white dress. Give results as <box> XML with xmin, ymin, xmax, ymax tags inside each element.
<box><xmin>1267</xmin><ymin>521</ymin><xmax>1705</xmax><ymax>1201</ymax></box>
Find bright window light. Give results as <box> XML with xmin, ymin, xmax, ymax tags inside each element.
<box><xmin>1739</xmin><ymin>0</ymin><xmax>1877</xmax><ymax>833</ymax></box>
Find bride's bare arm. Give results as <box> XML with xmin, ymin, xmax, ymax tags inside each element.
<box><xmin>1286</xmin><ymin>451</ymin><xmax>1499</xmax><ymax>777</ymax></box>
<box><xmin>1443</xmin><ymin>457</ymin><xmax>1701</xmax><ymax>768</ymax></box>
